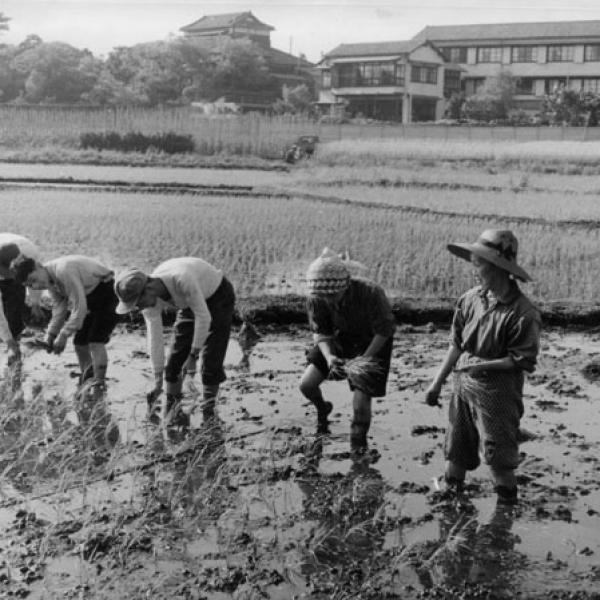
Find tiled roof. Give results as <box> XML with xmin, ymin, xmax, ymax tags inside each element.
<box><xmin>268</xmin><ymin>46</ymin><xmax>314</xmax><ymax>68</ymax></box>
<box><xmin>414</xmin><ymin>20</ymin><xmax>600</xmax><ymax>43</ymax></box>
<box><xmin>325</xmin><ymin>40</ymin><xmax>420</xmax><ymax>58</ymax></box>
<box><xmin>181</xmin><ymin>11</ymin><xmax>274</xmax><ymax>33</ymax></box>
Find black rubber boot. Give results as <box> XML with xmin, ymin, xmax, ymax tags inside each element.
<box><xmin>165</xmin><ymin>393</ymin><xmax>189</xmax><ymax>429</ymax></box>
<box><xmin>146</xmin><ymin>392</ymin><xmax>161</xmax><ymax>425</ymax></box>
<box><xmin>350</xmin><ymin>420</ymin><xmax>369</xmax><ymax>452</ymax></box>
<box><xmin>316</xmin><ymin>400</ymin><xmax>333</xmax><ymax>433</ymax></box>
<box><xmin>495</xmin><ymin>485</ymin><xmax>518</xmax><ymax>506</ymax></box>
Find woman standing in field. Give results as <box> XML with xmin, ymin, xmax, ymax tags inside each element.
<box><xmin>11</xmin><ymin>254</ymin><xmax>119</xmax><ymax>396</ymax></box>
<box><xmin>114</xmin><ymin>257</ymin><xmax>235</xmax><ymax>427</ymax></box>
<box><xmin>300</xmin><ymin>248</ymin><xmax>395</xmax><ymax>448</ymax></box>
<box><xmin>424</xmin><ymin>229</ymin><xmax>541</xmax><ymax>506</ymax></box>
<box><xmin>0</xmin><ymin>233</ymin><xmax>44</xmax><ymax>365</ymax></box>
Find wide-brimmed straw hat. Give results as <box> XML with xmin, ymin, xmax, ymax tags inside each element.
<box><xmin>447</xmin><ymin>229</ymin><xmax>532</xmax><ymax>282</ymax></box>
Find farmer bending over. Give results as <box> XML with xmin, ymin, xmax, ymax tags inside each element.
<box><xmin>114</xmin><ymin>257</ymin><xmax>235</xmax><ymax>426</ymax></box>
<box><xmin>300</xmin><ymin>248</ymin><xmax>395</xmax><ymax>448</ymax></box>
<box><xmin>424</xmin><ymin>229</ymin><xmax>541</xmax><ymax>506</ymax></box>
<box><xmin>0</xmin><ymin>233</ymin><xmax>45</xmax><ymax>366</ymax></box>
<box><xmin>11</xmin><ymin>254</ymin><xmax>119</xmax><ymax>396</ymax></box>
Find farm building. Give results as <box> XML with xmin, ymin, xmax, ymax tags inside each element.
<box><xmin>318</xmin><ymin>19</ymin><xmax>600</xmax><ymax>121</ymax></box>
<box><xmin>180</xmin><ymin>11</ymin><xmax>315</xmax><ymax>112</ymax></box>
<box><xmin>316</xmin><ymin>40</ymin><xmax>462</xmax><ymax>123</ymax></box>
<box><xmin>413</xmin><ymin>20</ymin><xmax>600</xmax><ymax>114</ymax></box>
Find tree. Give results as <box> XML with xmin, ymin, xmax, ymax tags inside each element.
<box><xmin>272</xmin><ymin>83</ymin><xmax>313</xmax><ymax>115</ymax></box>
<box><xmin>104</xmin><ymin>40</ymin><xmax>209</xmax><ymax>105</ymax></box>
<box><xmin>12</xmin><ymin>41</ymin><xmax>102</xmax><ymax>103</ymax></box>
<box><xmin>189</xmin><ymin>38</ymin><xmax>275</xmax><ymax>101</ymax></box>
<box><xmin>444</xmin><ymin>91</ymin><xmax>465</xmax><ymax>120</ymax></box>
<box><xmin>462</xmin><ymin>70</ymin><xmax>516</xmax><ymax>122</ymax></box>
<box><xmin>539</xmin><ymin>85</ymin><xmax>600</xmax><ymax>126</ymax></box>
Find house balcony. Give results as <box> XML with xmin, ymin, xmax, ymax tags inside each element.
<box><xmin>330</xmin><ymin>84</ymin><xmax>406</xmax><ymax>96</ymax></box>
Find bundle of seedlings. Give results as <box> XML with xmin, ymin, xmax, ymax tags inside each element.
<box><xmin>343</xmin><ymin>357</ymin><xmax>385</xmax><ymax>396</ymax></box>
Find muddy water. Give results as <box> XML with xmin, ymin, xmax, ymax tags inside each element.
<box><xmin>1</xmin><ymin>326</ymin><xmax>600</xmax><ymax>598</ymax></box>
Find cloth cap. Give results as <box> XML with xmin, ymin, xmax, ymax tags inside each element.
<box><xmin>114</xmin><ymin>268</ymin><xmax>148</xmax><ymax>314</ymax></box>
<box><xmin>447</xmin><ymin>229</ymin><xmax>532</xmax><ymax>282</ymax></box>
<box><xmin>305</xmin><ymin>247</ymin><xmax>350</xmax><ymax>297</ymax></box>
<box><xmin>0</xmin><ymin>243</ymin><xmax>21</xmax><ymax>278</ymax></box>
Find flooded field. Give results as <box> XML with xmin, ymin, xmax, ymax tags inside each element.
<box><xmin>1</xmin><ymin>324</ymin><xmax>599</xmax><ymax>599</ymax></box>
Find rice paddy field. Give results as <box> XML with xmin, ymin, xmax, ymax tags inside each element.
<box><xmin>1</xmin><ymin>136</ymin><xmax>600</xmax><ymax>599</ymax></box>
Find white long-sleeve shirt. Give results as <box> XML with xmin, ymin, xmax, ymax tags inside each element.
<box><xmin>45</xmin><ymin>256</ymin><xmax>114</xmax><ymax>339</ymax></box>
<box><xmin>141</xmin><ymin>257</ymin><xmax>223</xmax><ymax>377</ymax></box>
<box><xmin>0</xmin><ymin>233</ymin><xmax>42</xmax><ymax>342</ymax></box>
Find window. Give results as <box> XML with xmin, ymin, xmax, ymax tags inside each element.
<box><xmin>321</xmin><ymin>70</ymin><xmax>331</xmax><ymax>89</ymax></box>
<box><xmin>464</xmin><ymin>78</ymin><xmax>484</xmax><ymax>95</ymax></box>
<box><xmin>547</xmin><ymin>45</ymin><xmax>575</xmax><ymax>62</ymax></box>
<box><xmin>511</xmin><ymin>46</ymin><xmax>537</xmax><ymax>63</ymax></box>
<box><xmin>477</xmin><ymin>47</ymin><xmax>502</xmax><ymax>63</ymax></box>
<box><xmin>545</xmin><ymin>78</ymin><xmax>566</xmax><ymax>94</ymax></box>
<box><xmin>333</xmin><ymin>61</ymin><xmax>405</xmax><ymax>87</ymax></box>
<box><xmin>583</xmin><ymin>79</ymin><xmax>600</xmax><ymax>93</ymax></box>
<box><xmin>444</xmin><ymin>69</ymin><xmax>461</xmax><ymax>92</ymax></box>
<box><xmin>515</xmin><ymin>78</ymin><xmax>535</xmax><ymax>95</ymax></box>
<box><xmin>443</xmin><ymin>47</ymin><xmax>467</xmax><ymax>63</ymax></box>
<box><xmin>584</xmin><ymin>45</ymin><xmax>600</xmax><ymax>62</ymax></box>
<box><xmin>411</xmin><ymin>64</ymin><xmax>438</xmax><ymax>84</ymax></box>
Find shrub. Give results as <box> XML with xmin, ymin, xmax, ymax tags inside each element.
<box><xmin>80</xmin><ymin>130</ymin><xmax>195</xmax><ymax>153</ymax></box>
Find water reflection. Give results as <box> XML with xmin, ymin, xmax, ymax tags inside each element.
<box><xmin>296</xmin><ymin>436</ymin><xmax>386</xmax><ymax>570</ymax></box>
<box><xmin>420</xmin><ymin>504</ymin><xmax>525</xmax><ymax>597</ymax></box>
<box><xmin>0</xmin><ymin>379</ymin><xmax>120</xmax><ymax>495</ymax></box>
<box><xmin>150</xmin><ymin>415</ymin><xmax>230</xmax><ymax>520</ymax></box>
<box><xmin>236</xmin><ymin>321</ymin><xmax>261</xmax><ymax>371</ymax></box>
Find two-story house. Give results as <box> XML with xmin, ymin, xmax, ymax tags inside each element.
<box><xmin>180</xmin><ymin>11</ymin><xmax>315</xmax><ymax>111</ymax></box>
<box><xmin>414</xmin><ymin>20</ymin><xmax>600</xmax><ymax>112</ymax></box>
<box><xmin>317</xmin><ymin>40</ymin><xmax>462</xmax><ymax>122</ymax></box>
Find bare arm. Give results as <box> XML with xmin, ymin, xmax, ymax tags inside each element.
<box><xmin>425</xmin><ymin>344</ymin><xmax>462</xmax><ymax>406</ymax></box>
<box><xmin>317</xmin><ymin>338</ymin><xmax>337</xmax><ymax>364</ymax></box>
<box><xmin>455</xmin><ymin>356</ymin><xmax>515</xmax><ymax>373</ymax></box>
<box><xmin>362</xmin><ymin>333</ymin><xmax>390</xmax><ymax>357</ymax></box>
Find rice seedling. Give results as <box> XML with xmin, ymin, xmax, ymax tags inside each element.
<box><xmin>317</xmin><ymin>138</ymin><xmax>600</xmax><ymax>167</ymax></box>
<box><xmin>343</xmin><ymin>357</ymin><xmax>386</xmax><ymax>397</ymax></box>
<box><xmin>1</xmin><ymin>186</ymin><xmax>599</xmax><ymax>302</ymax></box>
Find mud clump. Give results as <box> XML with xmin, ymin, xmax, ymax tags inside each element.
<box><xmin>581</xmin><ymin>361</ymin><xmax>600</xmax><ymax>383</ymax></box>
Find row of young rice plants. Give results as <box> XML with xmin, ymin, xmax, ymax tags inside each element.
<box><xmin>1</xmin><ymin>188</ymin><xmax>599</xmax><ymax>302</ymax></box>
<box><xmin>317</xmin><ymin>138</ymin><xmax>600</xmax><ymax>168</ymax></box>
<box><xmin>291</xmin><ymin>164</ymin><xmax>600</xmax><ymax>195</ymax></box>
<box><xmin>300</xmin><ymin>184</ymin><xmax>600</xmax><ymax>223</ymax></box>
<box><xmin>0</xmin><ymin>106</ymin><xmax>317</xmax><ymax>158</ymax></box>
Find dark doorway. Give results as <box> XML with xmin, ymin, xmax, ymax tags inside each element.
<box><xmin>412</xmin><ymin>97</ymin><xmax>437</xmax><ymax>122</ymax></box>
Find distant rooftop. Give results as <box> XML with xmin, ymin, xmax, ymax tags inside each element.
<box><xmin>180</xmin><ymin>11</ymin><xmax>274</xmax><ymax>34</ymax></box>
<box><xmin>324</xmin><ymin>40</ymin><xmax>424</xmax><ymax>58</ymax></box>
<box><xmin>414</xmin><ymin>20</ymin><xmax>600</xmax><ymax>43</ymax></box>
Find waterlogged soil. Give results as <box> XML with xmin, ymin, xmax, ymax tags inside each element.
<box><xmin>1</xmin><ymin>325</ymin><xmax>600</xmax><ymax>599</ymax></box>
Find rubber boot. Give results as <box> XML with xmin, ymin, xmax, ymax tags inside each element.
<box><xmin>164</xmin><ymin>393</ymin><xmax>189</xmax><ymax>429</ymax></box>
<box><xmin>350</xmin><ymin>420</ymin><xmax>369</xmax><ymax>452</ymax></box>
<box><xmin>202</xmin><ymin>384</ymin><xmax>219</xmax><ymax>421</ymax></box>
<box><xmin>495</xmin><ymin>485</ymin><xmax>518</xmax><ymax>506</ymax></box>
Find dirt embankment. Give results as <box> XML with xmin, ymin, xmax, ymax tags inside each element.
<box><xmin>236</xmin><ymin>295</ymin><xmax>600</xmax><ymax>330</ymax></box>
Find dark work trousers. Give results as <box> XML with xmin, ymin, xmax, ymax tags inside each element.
<box><xmin>164</xmin><ymin>277</ymin><xmax>235</xmax><ymax>386</ymax></box>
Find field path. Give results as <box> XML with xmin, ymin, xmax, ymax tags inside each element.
<box><xmin>0</xmin><ymin>163</ymin><xmax>288</xmax><ymax>188</ymax></box>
